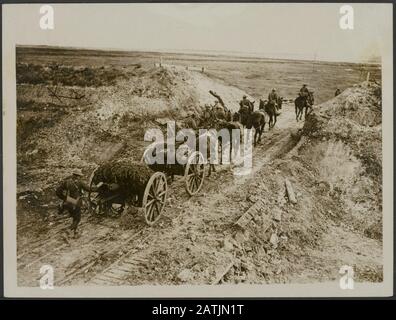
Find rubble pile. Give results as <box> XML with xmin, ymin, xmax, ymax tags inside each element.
<box><xmin>300</xmin><ymin>82</ymin><xmax>382</xmax><ymax>239</ymax></box>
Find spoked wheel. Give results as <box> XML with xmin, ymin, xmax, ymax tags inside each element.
<box><xmin>88</xmin><ymin>167</ymin><xmax>100</xmax><ymax>214</ymax></box>
<box><xmin>80</xmin><ymin>196</ymin><xmax>90</xmax><ymax>215</ymax></box>
<box><xmin>142</xmin><ymin>172</ymin><xmax>168</xmax><ymax>225</ymax></box>
<box><xmin>141</xmin><ymin>147</ymin><xmax>151</xmax><ymax>164</ymax></box>
<box><xmin>184</xmin><ymin>151</ymin><xmax>206</xmax><ymax>196</ymax></box>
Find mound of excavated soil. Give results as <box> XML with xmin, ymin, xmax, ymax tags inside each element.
<box><xmin>299</xmin><ymin>82</ymin><xmax>382</xmax><ymax>240</ymax></box>
<box><xmin>17</xmin><ymin>64</ymin><xmax>253</xmax><ymax>197</ymax></box>
<box><xmin>207</xmin><ymin>81</ymin><xmax>384</xmax><ymax>284</ymax></box>
<box><xmin>16</xmin><ymin>59</ymin><xmax>383</xmax><ymax>285</ymax></box>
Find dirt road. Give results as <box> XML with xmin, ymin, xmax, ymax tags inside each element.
<box><xmin>17</xmin><ymin>62</ymin><xmax>382</xmax><ymax>286</ymax></box>
<box><xmin>17</xmin><ymin>91</ymin><xmax>382</xmax><ymax>286</ymax></box>
<box><xmin>17</xmin><ymin>100</ymin><xmax>295</xmax><ymax>285</ymax></box>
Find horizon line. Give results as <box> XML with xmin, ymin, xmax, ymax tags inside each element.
<box><xmin>16</xmin><ymin>44</ymin><xmax>382</xmax><ymax>66</ymax></box>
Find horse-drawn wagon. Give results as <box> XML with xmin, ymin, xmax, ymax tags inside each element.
<box><xmin>141</xmin><ymin>141</ymin><xmax>207</xmax><ymax>196</ymax></box>
<box><xmin>88</xmin><ymin>161</ymin><xmax>168</xmax><ymax>225</ymax></box>
<box><xmin>87</xmin><ymin>142</ymin><xmax>207</xmax><ymax>225</ymax></box>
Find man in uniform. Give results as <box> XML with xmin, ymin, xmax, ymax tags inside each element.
<box><xmin>55</xmin><ymin>169</ymin><xmax>94</xmax><ymax>237</ymax></box>
<box><xmin>213</xmin><ymin>101</ymin><xmax>226</xmax><ymax>120</ymax></box>
<box><xmin>268</xmin><ymin>88</ymin><xmax>280</xmax><ymax>109</ymax></box>
<box><xmin>299</xmin><ymin>84</ymin><xmax>309</xmax><ymax>98</ymax></box>
<box><xmin>185</xmin><ymin>112</ymin><xmax>198</xmax><ymax>130</ymax></box>
<box><xmin>200</xmin><ymin>104</ymin><xmax>213</xmax><ymax>126</ymax></box>
<box><xmin>239</xmin><ymin>95</ymin><xmax>254</xmax><ymax>112</ymax></box>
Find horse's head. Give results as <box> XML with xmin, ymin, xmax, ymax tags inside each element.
<box><xmin>277</xmin><ymin>96</ymin><xmax>283</xmax><ymax>109</ymax></box>
<box><xmin>232</xmin><ymin>112</ymin><xmax>241</xmax><ymax>122</ymax></box>
<box><xmin>226</xmin><ymin>110</ymin><xmax>232</xmax><ymax>122</ymax></box>
<box><xmin>308</xmin><ymin>91</ymin><xmax>315</xmax><ymax>105</ymax></box>
<box><xmin>239</xmin><ymin>105</ymin><xmax>249</xmax><ymax>114</ymax></box>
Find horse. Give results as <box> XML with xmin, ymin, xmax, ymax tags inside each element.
<box><xmin>239</xmin><ymin>99</ymin><xmax>255</xmax><ymax>113</ymax></box>
<box><xmin>259</xmin><ymin>99</ymin><xmax>277</xmax><ymax>128</ymax></box>
<box><xmin>214</xmin><ymin>106</ymin><xmax>232</xmax><ymax>122</ymax></box>
<box><xmin>277</xmin><ymin>96</ymin><xmax>283</xmax><ymax>110</ymax></box>
<box><xmin>208</xmin><ymin>119</ymin><xmax>245</xmax><ymax>172</ymax></box>
<box><xmin>225</xmin><ymin>109</ymin><xmax>232</xmax><ymax>122</ymax></box>
<box><xmin>202</xmin><ymin>102</ymin><xmax>233</xmax><ymax>123</ymax></box>
<box><xmin>233</xmin><ymin>109</ymin><xmax>265</xmax><ymax>147</ymax></box>
<box><xmin>193</xmin><ymin>115</ymin><xmax>243</xmax><ymax>176</ymax></box>
<box><xmin>295</xmin><ymin>91</ymin><xmax>314</xmax><ymax>121</ymax></box>
<box><xmin>212</xmin><ymin>105</ymin><xmax>226</xmax><ymax>120</ymax></box>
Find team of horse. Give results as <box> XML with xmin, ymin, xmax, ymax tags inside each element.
<box><xmin>180</xmin><ymin>91</ymin><xmax>315</xmax><ymax>178</ymax></box>
<box><xmin>194</xmin><ymin>91</ymin><xmax>314</xmax><ymax>149</ymax></box>
<box><xmin>229</xmin><ymin>96</ymin><xmax>284</xmax><ymax>146</ymax></box>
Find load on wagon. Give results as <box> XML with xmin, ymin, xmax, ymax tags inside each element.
<box><xmin>88</xmin><ymin>160</ymin><xmax>168</xmax><ymax>225</ymax></box>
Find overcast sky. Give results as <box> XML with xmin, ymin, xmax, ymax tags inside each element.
<box><xmin>4</xmin><ymin>3</ymin><xmax>392</xmax><ymax>62</ymax></box>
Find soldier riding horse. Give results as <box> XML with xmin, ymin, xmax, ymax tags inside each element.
<box><xmin>259</xmin><ymin>90</ymin><xmax>282</xmax><ymax>129</ymax></box>
<box><xmin>295</xmin><ymin>86</ymin><xmax>314</xmax><ymax>121</ymax></box>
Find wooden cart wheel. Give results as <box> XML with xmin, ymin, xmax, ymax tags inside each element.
<box><xmin>184</xmin><ymin>151</ymin><xmax>206</xmax><ymax>196</ymax></box>
<box><xmin>88</xmin><ymin>167</ymin><xmax>100</xmax><ymax>214</ymax></box>
<box><xmin>79</xmin><ymin>196</ymin><xmax>90</xmax><ymax>215</ymax></box>
<box><xmin>142</xmin><ymin>172</ymin><xmax>168</xmax><ymax>225</ymax></box>
<box><xmin>141</xmin><ymin>147</ymin><xmax>150</xmax><ymax>164</ymax></box>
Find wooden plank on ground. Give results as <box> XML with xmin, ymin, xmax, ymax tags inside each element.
<box><xmin>211</xmin><ymin>260</ymin><xmax>235</xmax><ymax>285</ymax></box>
<box><xmin>235</xmin><ymin>199</ymin><xmax>265</xmax><ymax>228</ymax></box>
<box><xmin>285</xmin><ymin>178</ymin><xmax>297</xmax><ymax>204</ymax></box>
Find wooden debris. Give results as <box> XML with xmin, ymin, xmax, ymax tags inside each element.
<box><xmin>212</xmin><ymin>260</ymin><xmax>235</xmax><ymax>285</ymax></box>
<box><xmin>270</xmin><ymin>233</ymin><xmax>279</xmax><ymax>248</ymax></box>
<box><xmin>272</xmin><ymin>208</ymin><xmax>282</xmax><ymax>222</ymax></box>
<box><xmin>47</xmin><ymin>86</ymin><xmax>85</xmax><ymax>102</ymax></box>
<box><xmin>235</xmin><ymin>212</ymin><xmax>254</xmax><ymax>228</ymax></box>
<box><xmin>235</xmin><ymin>199</ymin><xmax>264</xmax><ymax>228</ymax></box>
<box><xmin>47</xmin><ymin>87</ymin><xmax>63</xmax><ymax>104</ymax></box>
<box><xmin>235</xmin><ymin>199</ymin><xmax>265</xmax><ymax>228</ymax></box>
<box><xmin>209</xmin><ymin>90</ymin><xmax>226</xmax><ymax>108</ymax></box>
<box><xmin>285</xmin><ymin>178</ymin><xmax>297</xmax><ymax>204</ymax></box>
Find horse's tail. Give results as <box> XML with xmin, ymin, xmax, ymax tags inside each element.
<box><xmin>261</xmin><ymin>113</ymin><xmax>266</xmax><ymax>132</ymax></box>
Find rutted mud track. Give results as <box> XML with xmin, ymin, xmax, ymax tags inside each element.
<box><xmin>18</xmin><ymin>99</ymin><xmax>382</xmax><ymax>286</ymax></box>
<box><xmin>17</xmin><ymin>57</ymin><xmax>382</xmax><ymax>286</ymax></box>
<box><xmin>17</xmin><ymin>106</ymin><xmax>300</xmax><ymax>286</ymax></box>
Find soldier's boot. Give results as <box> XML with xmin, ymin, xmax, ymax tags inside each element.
<box><xmin>70</xmin><ymin>209</ymin><xmax>81</xmax><ymax>239</ymax></box>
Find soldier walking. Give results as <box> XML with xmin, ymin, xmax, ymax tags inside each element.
<box><xmin>55</xmin><ymin>169</ymin><xmax>95</xmax><ymax>238</ymax></box>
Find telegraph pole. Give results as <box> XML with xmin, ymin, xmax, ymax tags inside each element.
<box><xmin>312</xmin><ymin>53</ymin><xmax>317</xmax><ymax>72</ymax></box>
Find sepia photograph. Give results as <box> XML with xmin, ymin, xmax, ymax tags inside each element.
<box><xmin>2</xmin><ymin>2</ymin><xmax>393</xmax><ymax>297</ymax></box>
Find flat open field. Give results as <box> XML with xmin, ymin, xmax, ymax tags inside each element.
<box><xmin>17</xmin><ymin>46</ymin><xmax>381</xmax><ymax>104</ymax></box>
<box><xmin>16</xmin><ymin>46</ymin><xmax>382</xmax><ymax>287</ymax></box>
